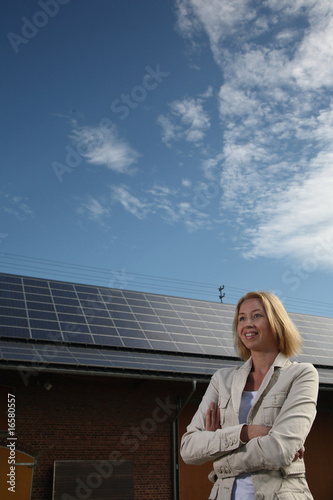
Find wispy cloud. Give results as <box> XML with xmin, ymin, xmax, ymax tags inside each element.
<box><xmin>292</xmin><ymin>7</ymin><xmax>333</xmax><ymax>90</ymax></box>
<box><xmin>110</xmin><ymin>185</ymin><xmax>150</xmax><ymax>219</ymax></box>
<box><xmin>70</xmin><ymin>124</ymin><xmax>140</xmax><ymax>174</ymax></box>
<box><xmin>178</xmin><ymin>201</ymin><xmax>211</xmax><ymax>231</ymax></box>
<box><xmin>77</xmin><ymin>183</ymin><xmax>212</xmax><ymax>233</ymax></box>
<box><xmin>175</xmin><ymin>0</ymin><xmax>333</xmax><ymax>268</ymax></box>
<box><xmin>175</xmin><ymin>0</ymin><xmax>256</xmax><ymax>60</ymax></box>
<box><xmin>241</xmin><ymin>159</ymin><xmax>333</xmax><ymax>268</ymax></box>
<box><xmin>148</xmin><ymin>184</ymin><xmax>211</xmax><ymax>231</ymax></box>
<box><xmin>158</xmin><ymin>92</ymin><xmax>211</xmax><ymax>145</ymax></box>
<box><xmin>1</xmin><ymin>194</ymin><xmax>34</xmax><ymax>221</ymax></box>
<box><xmin>77</xmin><ymin>196</ymin><xmax>111</xmax><ymax>224</ymax></box>
<box><xmin>147</xmin><ymin>184</ymin><xmax>179</xmax><ymax>223</ymax></box>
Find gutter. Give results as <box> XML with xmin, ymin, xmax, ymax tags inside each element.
<box><xmin>0</xmin><ymin>363</ymin><xmax>210</xmax><ymax>383</ymax></box>
<box><xmin>172</xmin><ymin>379</ymin><xmax>197</xmax><ymax>500</ymax></box>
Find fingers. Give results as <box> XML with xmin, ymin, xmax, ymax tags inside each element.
<box><xmin>205</xmin><ymin>405</ymin><xmax>212</xmax><ymax>430</ymax></box>
<box><xmin>292</xmin><ymin>447</ymin><xmax>305</xmax><ymax>462</ymax></box>
<box><xmin>205</xmin><ymin>402</ymin><xmax>220</xmax><ymax>431</ymax></box>
<box><xmin>205</xmin><ymin>407</ymin><xmax>212</xmax><ymax>430</ymax></box>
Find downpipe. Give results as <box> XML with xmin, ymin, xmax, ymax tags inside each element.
<box><xmin>172</xmin><ymin>379</ymin><xmax>197</xmax><ymax>500</ymax></box>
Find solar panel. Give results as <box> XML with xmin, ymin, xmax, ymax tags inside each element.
<box><xmin>0</xmin><ymin>339</ymin><xmax>239</xmax><ymax>375</ymax></box>
<box><xmin>1</xmin><ymin>275</ymin><xmax>21</xmax><ymax>284</ymax></box>
<box><xmin>92</xmin><ymin>334</ymin><xmax>124</xmax><ymax>347</ymax></box>
<box><xmin>1</xmin><ymin>273</ymin><xmax>333</xmax><ymax>382</ymax></box>
<box><xmin>0</xmin><ymin>297</ymin><xmax>25</xmax><ymax>309</ymax></box>
<box><xmin>1</xmin><ymin>326</ymin><xmax>30</xmax><ymax>338</ymax></box>
<box><xmin>89</xmin><ymin>324</ymin><xmax>118</xmax><ymax>336</ymax></box>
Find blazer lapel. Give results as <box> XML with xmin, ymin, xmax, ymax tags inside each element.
<box><xmin>231</xmin><ymin>357</ymin><xmax>253</xmax><ymax>419</ymax></box>
<box><xmin>249</xmin><ymin>352</ymin><xmax>289</xmax><ymax>418</ymax></box>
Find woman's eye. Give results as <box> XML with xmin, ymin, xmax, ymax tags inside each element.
<box><xmin>239</xmin><ymin>317</ymin><xmax>245</xmax><ymax>322</ymax></box>
<box><xmin>254</xmin><ymin>313</ymin><xmax>262</xmax><ymax>318</ymax></box>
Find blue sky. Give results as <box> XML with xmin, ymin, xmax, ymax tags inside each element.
<box><xmin>1</xmin><ymin>0</ymin><xmax>333</xmax><ymax>316</ymax></box>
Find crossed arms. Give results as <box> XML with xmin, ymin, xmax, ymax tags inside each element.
<box><xmin>180</xmin><ymin>363</ymin><xmax>318</xmax><ymax>475</ymax></box>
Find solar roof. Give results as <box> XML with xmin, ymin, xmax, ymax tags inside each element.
<box><xmin>0</xmin><ymin>273</ymin><xmax>333</xmax><ymax>383</ymax></box>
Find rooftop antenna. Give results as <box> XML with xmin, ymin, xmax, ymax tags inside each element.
<box><xmin>219</xmin><ymin>285</ymin><xmax>225</xmax><ymax>303</ymax></box>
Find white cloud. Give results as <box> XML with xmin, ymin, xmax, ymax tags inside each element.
<box><xmin>219</xmin><ymin>84</ymin><xmax>259</xmax><ymax>117</ymax></box>
<box><xmin>77</xmin><ymin>197</ymin><xmax>111</xmax><ymax>224</ymax></box>
<box><xmin>264</xmin><ymin>0</ymin><xmax>316</xmax><ymax>16</ymax></box>
<box><xmin>292</xmin><ymin>7</ymin><xmax>333</xmax><ymax>89</ymax></box>
<box><xmin>175</xmin><ymin>0</ymin><xmax>256</xmax><ymax>61</ymax></box>
<box><xmin>148</xmin><ymin>183</ymin><xmax>212</xmax><ymax>231</ymax></box>
<box><xmin>158</xmin><ymin>93</ymin><xmax>211</xmax><ymax>145</ymax></box>
<box><xmin>108</xmin><ymin>183</ymin><xmax>211</xmax><ymax>232</ymax></box>
<box><xmin>75</xmin><ymin>181</ymin><xmax>212</xmax><ymax>233</ymax></box>
<box><xmin>177</xmin><ymin>201</ymin><xmax>210</xmax><ymax>231</ymax></box>
<box><xmin>201</xmin><ymin>154</ymin><xmax>224</xmax><ymax>180</ymax></box>
<box><xmin>2</xmin><ymin>194</ymin><xmax>34</xmax><ymax>221</ymax></box>
<box><xmin>147</xmin><ymin>185</ymin><xmax>179</xmax><ymax>224</ymax></box>
<box><xmin>70</xmin><ymin>125</ymin><xmax>140</xmax><ymax>174</ymax></box>
<box><xmin>157</xmin><ymin>115</ymin><xmax>182</xmax><ymax>144</ymax></box>
<box><xmin>172</xmin><ymin>98</ymin><xmax>210</xmax><ymax>132</ymax></box>
<box><xmin>176</xmin><ymin>0</ymin><xmax>333</xmax><ymax>93</ymax></box>
<box><xmin>110</xmin><ymin>185</ymin><xmax>150</xmax><ymax>219</ymax></box>
<box><xmin>241</xmin><ymin>161</ymin><xmax>333</xmax><ymax>268</ymax></box>
<box><xmin>182</xmin><ymin>179</ymin><xmax>192</xmax><ymax>188</ymax></box>
<box><xmin>217</xmin><ymin>101</ymin><xmax>333</xmax><ymax>267</ymax></box>
<box><xmin>199</xmin><ymin>86</ymin><xmax>214</xmax><ymax>99</ymax></box>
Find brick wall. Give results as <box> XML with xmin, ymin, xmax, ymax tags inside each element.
<box><xmin>1</xmin><ymin>369</ymin><xmax>195</xmax><ymax>499</ymax></box>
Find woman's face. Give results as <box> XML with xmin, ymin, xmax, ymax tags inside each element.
<box><xmin>237</xmin><ymin>298</ymin><xmax>279</xmax><ymax>354</ymax></box>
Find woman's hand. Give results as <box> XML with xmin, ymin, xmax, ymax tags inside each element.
<box><xmin>292</xmin><ymin>447</ymin><xmax>305</xmax><ymax>462</ymax></box>
<box><xmin>205</xmin><ymin>402</ymin><xmax>220</xmax><ymax>431</ymax></box>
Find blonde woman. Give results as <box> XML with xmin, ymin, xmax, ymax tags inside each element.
<box><xmin>181</xmin><ymin>292</ymin><xmax>318</xmax><ymax>500</ymax></box>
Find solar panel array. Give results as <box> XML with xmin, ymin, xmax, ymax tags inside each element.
<box><xmin>0</xmin><ymin>273</ymin><xmax>333</xmax><ymax>380</ymax></box>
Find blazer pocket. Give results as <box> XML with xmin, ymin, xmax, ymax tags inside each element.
<box><xmin>262</xmin><ymin>392</ymin><xmax>286</xmax><ymax>426</ymax></box>
<box><xmin>274</xmin><ymin>491</ymin><xmax>313</xmax><ymax>500</ymax></box>
<box><xmin>218</xmin><ymin>395</ymin><xmax>231</xmax><ymax>426</ymax></box>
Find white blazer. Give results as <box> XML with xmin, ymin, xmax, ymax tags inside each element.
<box><xmin>180</xmin><ymin>352</ymin><xmax>319</xmax><ymax>500</ymax></box>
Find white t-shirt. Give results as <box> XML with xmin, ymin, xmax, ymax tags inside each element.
<box><xmin>231</xmin><ymin>391</ymin><xmax>257</xmax><ymax>500</ymax></box>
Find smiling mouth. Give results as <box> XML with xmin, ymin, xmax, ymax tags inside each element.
<box><xmin>244</xmin><ymin>332</ymin><xmax>258</xmax><ymax>339</ymax></box>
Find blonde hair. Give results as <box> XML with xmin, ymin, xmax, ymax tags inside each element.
<box><xmin>232</xmin><ymin>291</ymin><xmax>302</xmax><ymax>361</ymax></box>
